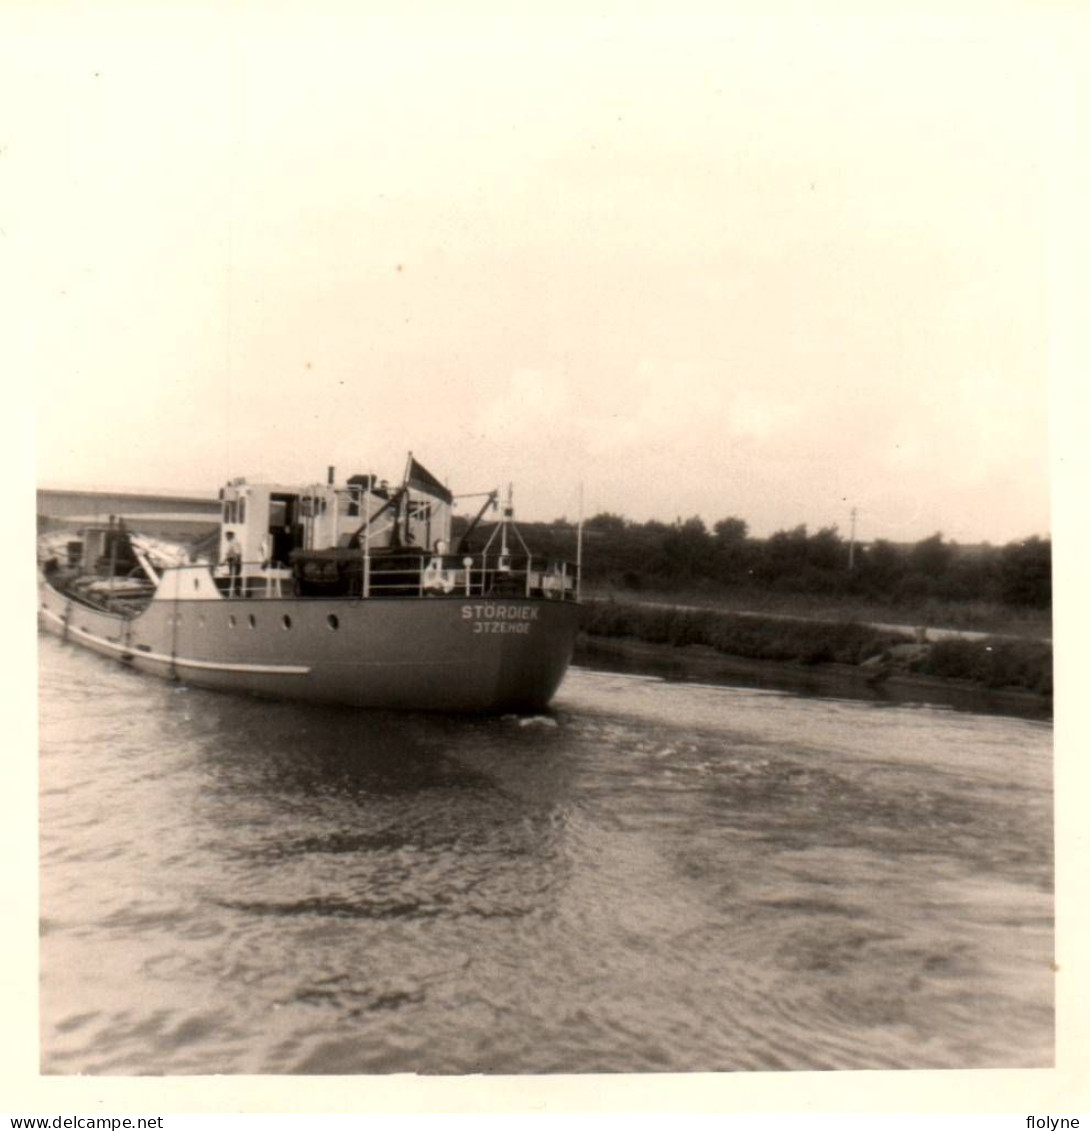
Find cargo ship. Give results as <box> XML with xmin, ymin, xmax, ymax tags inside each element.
<box><xmin>37</xmin><ymin>456</ymin><xmax>581</xmax><ymax>712</ymax></box>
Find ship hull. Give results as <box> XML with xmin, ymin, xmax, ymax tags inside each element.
<box><xmin>38</xmin><ymin>578</ymin><xmax>580</xmax><ymax>713</ymax></box>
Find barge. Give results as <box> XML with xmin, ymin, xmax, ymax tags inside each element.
<box><xmin>38</xmin><ymin>456</ymin><xmax>581</xmax><ymax>713</ymax></box>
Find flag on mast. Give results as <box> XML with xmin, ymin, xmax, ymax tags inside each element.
<box><xmin>404</xmin><ymin>453</ymin><xmax>453</xmax><ymax>505</ymax></box>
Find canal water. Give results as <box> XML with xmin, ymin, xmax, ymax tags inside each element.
<box><xmin>38</xmin><ymin>634</ymin><xmax>1053</xmax><ymax>1075</ymax></box>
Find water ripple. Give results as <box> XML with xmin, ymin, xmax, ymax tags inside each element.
<box><xmin>38</xmin><ymin>638</ymin><xmax>1053</xmax><ymax>1074</ymax></box>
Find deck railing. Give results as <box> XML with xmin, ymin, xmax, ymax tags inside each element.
<box><xmin>367</xmin><ymin>552</ymin><xmax>577</xmax><ymax>601</ymax></box>
<box><xmin>208</xmin><ymin>551</ymin><xmax>580</xmax><ymax>602</ymax></box>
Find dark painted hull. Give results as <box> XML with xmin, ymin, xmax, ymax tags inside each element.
<box><xmin>38</xmin><ymin>576</ymin><xmax>580</xmax><ymax>712</ymax></box>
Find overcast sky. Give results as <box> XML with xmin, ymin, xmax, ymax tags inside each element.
<box><xmin>16</xmin><ymin>4</ymin><xmax>1063</xmax><ymax>543</ymax></box>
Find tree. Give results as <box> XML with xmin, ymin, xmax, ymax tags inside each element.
<box><xmin>712</xmin><ymin>516</ymin><xmax>751</xmax><ymax>582</ymax></box>
<box><xmin>586</xmin><ymin>512</ymin><xmax>627</xmax><ymax>532</ymax></box>
<box><xmin>713</xmin><ymin>517</ymin><xmax>749</xmax><ymax>546</ymax></box>
<box><xmin>861</xmin><ymin>539</ymin><xmax>906</xmax><ymax>593</ymax></box>
<box><xmin>654</xmin><ymin>516</ymin><xmax>715</xmax><ymax>580</ymax></box>
<box><xmin>999</xmin><ymin>537</ymin><xmax>1051</xmax><ymax>607</ymax></box>
<box><xmin>757</xmin><ymin>525</ymin><xmax>809</xmax><ymax>584</ymax></box>
<box><xmin>808</xmin><ymin>526</ymin><xmax>843</xmax><ymax>572</ymax></box>
<box><xmin>909</xmin><ymin>532</ymin><xmax>953</xmax><ymax>577</ymax></box>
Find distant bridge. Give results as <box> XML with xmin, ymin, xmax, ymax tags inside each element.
<box><xmin>36</xmin><ymin>488</ymin><xmax>221</xmax><ymax>542</ymax></box>
<box><xmin>37</xmin><ymin>487</ymin><xmax>220</xmax><ymax>521</ymax></box>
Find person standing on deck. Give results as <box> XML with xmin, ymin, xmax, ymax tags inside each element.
<box><xmin>223</xmin><ymin>531</ymin><xmax>242</xmax><ymax>597</ymax></box>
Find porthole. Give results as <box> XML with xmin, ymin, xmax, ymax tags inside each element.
<box><xmin>281</xmin><ymin>615</ymin><xmax>292</xmax><ymax>630</ymax></box>
<box><xmin>327</xmin><ymin>614</ymin><xmax>339</xmax><ymax>630</ymax></box>
<box><xmin>248</xmin><ymin>614</ymin><xmax>256</xmax><ymax>629</ymax></box>
<box><xmin>228</xmin><ymin>615</ymin><xmax>237</xmax><ymax>628</ymax></box>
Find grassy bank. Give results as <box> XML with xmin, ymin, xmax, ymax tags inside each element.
<box><xmin>586</xmin><ymin>584</ymin><xmax>1052</xmax><ymax>640</ymax></box>
<box><xmin>581</xmin><ymin>598</ymin><xmax>1052</xmax><ymax>696</ymax></box>
<box><xmin>583</xmin><ymin>598</ymin><xmax>907</xmax><ymax>664</ymax></box>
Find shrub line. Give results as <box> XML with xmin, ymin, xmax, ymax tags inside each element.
<box><xmin>580</xmin><ymin>597</ymin><xmax>1052</xmax><ymax>695</ymax></box>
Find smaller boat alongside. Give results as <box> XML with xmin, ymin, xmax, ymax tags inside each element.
<box><xmin>38</xmin><ymin>456</ymin><xmax>582</xmax><ymax>713</ymax></box>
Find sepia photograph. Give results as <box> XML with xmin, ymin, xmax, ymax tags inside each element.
<box><xmin>10</xmin><ymin>0</ymin><xmax>1087</xmax><ymax>1113</ymax></box>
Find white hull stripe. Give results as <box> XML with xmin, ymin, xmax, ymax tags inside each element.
<box><xmin>40</xmin><ymin>606</ymin><xmax>311</xmax><ymax>676</ymax></box>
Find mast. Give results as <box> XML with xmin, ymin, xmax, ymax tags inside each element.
<box><xmin>397</xmin><ymin>450</ymin><xmax>413</xmax><ymax>548</ymax></box>
<box><xmin>362</xmin><ymin>474</ymin><xmax>372</xmax><ymax>597</ymax></box>
<box><xmin>328</xmin><ymin>465</ymin><xmax>338</xmax><ymax>547</ymax></box>
<box><xmin>576</xmin><ymin>481</ymin><xmax>584</xmax><ymax>602</ymax></box>
<box><xmin>499</xmin><ymin>483</ymin><xmax>512</xmax><ymax>569</ymax></box>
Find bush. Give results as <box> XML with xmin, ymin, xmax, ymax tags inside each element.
<box><xmin>912</xmin><ymin>638</ymin><xmax>1052</xmax><ymax>693</ymax></box>
<box><xmin>581</xmin><ymin>599</ymin><xmax>1052</xmax><ymax>694</ymax></box>
<box><xmin>581</xmin><ymin>599</ymin><xmax>904</xmax><ymax>667</ymax></box>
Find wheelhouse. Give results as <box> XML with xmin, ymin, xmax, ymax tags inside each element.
<box><xmin>213</xmin><ymin>461</ymin><xmax>578</xmax><ymax>603</ymax></box>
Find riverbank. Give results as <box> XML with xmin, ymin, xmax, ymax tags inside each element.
<box><xmin>586</xmin><ymin>583</ymin><xmax>1052</xmax><ymax>640</ymax></box>
<box><xmin>577</xmin><ymin>598</ymin><xmax>1052</xmax><ymax>720</ymax></box>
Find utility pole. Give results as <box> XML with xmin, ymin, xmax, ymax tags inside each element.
<box><xmin>848</xmin><ymin>507</ymin><xmax>858</xmax><ymax>570</ymax></box>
